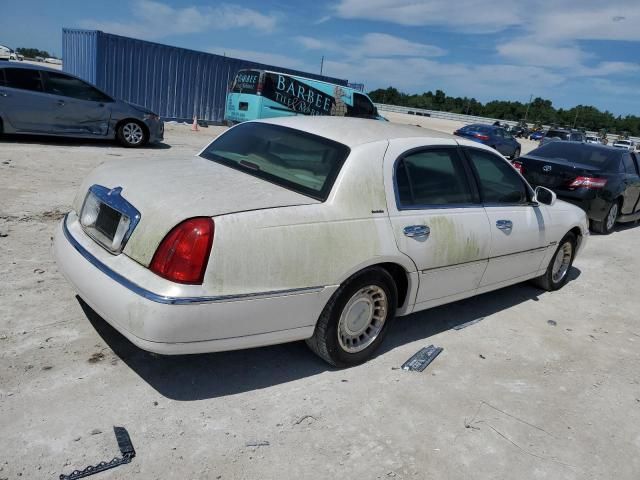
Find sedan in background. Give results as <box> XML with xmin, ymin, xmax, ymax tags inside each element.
<box><xmin>0</xmin><ymin>45</ymin><xmax>10</xmax><ymax>61</ymax></box>
<box><xmin>529</xmin><ymin>131</ymin><xmax>545</xmax><ymax>141</ymax></box>
<box><xmin>540</xmin><ymin>128</ymin><xmax>586</xmax><ymax>146</ymax></box>
<box><xmin>454</xmin><ymin>123</ymin><xmax>521</xmax><ymax>158</ymax></box>
<box><xmin>513</xmin><ymin>141</ymin><xmax>640</xmax><ymax>234</ymax></box>
<box><xmin>585</xmin><ymin>135</ymin><xmax>601</xmax><ymax>144</ymax></box>
<box><xmin>54</xmin><ymin>117</ymin><xmax>587</xmax><ymax>366</ymax></box>
<box><xmin>0</xmin><ymin>63</ymin><xmax>163</xmax><ymax>147</ymax></box>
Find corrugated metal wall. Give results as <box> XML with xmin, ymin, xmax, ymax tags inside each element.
<box><xmin>62</xmin><ymin>29</ymin><xmax>99</xmax><ymax>85</ymax></box>
<box><xmin>62</xmin><ymin>29</ymin><xmax>348</xmax><ymax>123</ymax></box>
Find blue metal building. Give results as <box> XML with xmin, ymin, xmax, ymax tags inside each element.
<box><xmin>62</xmin><ymin>29</ymin><xmax>348</xmax><ymax>123</ymax></box>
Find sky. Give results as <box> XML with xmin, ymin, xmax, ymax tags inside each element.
<box><xmin>1</xmin><ymin>0</ymin><xmax>639</xmax><ymax>116</ymax></box>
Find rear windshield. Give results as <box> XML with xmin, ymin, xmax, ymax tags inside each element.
<box><xmin>199</xmin><ymin>122</ymin><xmax>350</xmax><ymax>201</ymax></box>
<box><xmin>231</xmin><ymin>70</ymin><xmax>261</xmax><ymax>94</ymax></box>
<box><xmin>545</xmin><ymin>130</ymin><xmax>570</xmax><ymax>140</ymax></box>
<box><xmin>529</xmin><ymin>142</ymin><xmax>621</xmax><ymax>169</ymax></box>
<box><xmin>461</xmin><ymin>125</ymin><xmax>491</xmax><ymax>133</ymax></box>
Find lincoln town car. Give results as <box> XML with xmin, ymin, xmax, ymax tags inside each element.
<box><xmin>54</xmin><ymin>117</ymin><xmax>588</xmax><ymax>366</ymax></box>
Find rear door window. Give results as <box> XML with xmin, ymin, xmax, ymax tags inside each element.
<box><xmin>622</xmin><ymin>154</ymin><xmax>639</xmax><ymax>175</ymax></box>
<box><xmin>632</xmin><ymin>154</ymin><xmax>640</xmax><ymax>175</ymax></box>
<box><xmin>43</xmin><ymin>72</ymin><xmax>111</xmax><ymax>102</ymax></box>
<box><xmin>395</xmin><ymin>148</ymin><xmax>475</xmax><ymax>208</ymax></box>
<box><xmin>4</xmin><ymin>68</ymin><xmax>44</xmax><ymax>92</ymax></box>
<box><xmin>466</xmin><ymin>148</ymin><xmax>528</xmax><ymax>204</ymax></box>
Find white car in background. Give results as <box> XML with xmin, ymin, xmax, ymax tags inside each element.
<box><xmin>0</xmin><ymin>45</ymin><xmax>10</xmax><ymax>61</ymax></box>
<box><xmin>54</xmin><ymin>117</ymin><xmax>589</xmax><ymax>366</ymax></box>
<box><xmin>44</xmin><ymin>57</ymin><xmax>62</xmax><ymax>65</ymax></box>
<box><xmin>585</xmin><ymin>135</ymin><xmax>601</xmax><ymax>144</ymax></box>
<box><xmin>612</xmin><ymin>139</ymin><xmax>635</xmax><ymax>151</ymax></box>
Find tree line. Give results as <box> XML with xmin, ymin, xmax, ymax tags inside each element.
<box><xmin>368</xmin><ymin>87</ymin><xmax>640</xmax><ymax>136</ymax></box>
<box><xmin>15</xmin><ymin>48</ymin><xmax>58</xmax><ymax>59</ymax></box>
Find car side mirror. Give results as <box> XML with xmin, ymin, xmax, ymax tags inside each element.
<box><xmin>534</xmin><ymin>186</ymin><xmax>556</xmax><ymax>206</ymax></box>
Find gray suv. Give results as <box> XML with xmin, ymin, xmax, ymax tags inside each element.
<box><xmin>0</xmin><ymin>64</ymin><xmax>163</xmax><ymax>147</ymax></box>
<box><xmin>539</xmin><ymin>128</ymin><xmax>585</xmax><ymax>147</ymax></box>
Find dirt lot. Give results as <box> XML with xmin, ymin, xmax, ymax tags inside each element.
<box><xmin>1</xmin><ymin>120</ymin><xmax>639</xmax><ymax>480</ymax></box>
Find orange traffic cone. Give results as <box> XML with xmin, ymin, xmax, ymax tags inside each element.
<box><xmin>191</xmin><ymin>116</ymin><xmax>199</xmax><ymax>132</ymax></box>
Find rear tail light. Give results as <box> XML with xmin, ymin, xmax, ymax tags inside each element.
<box><xmin>150</xmin><ymin>217</ymin><xmax>214</xmax><ymax>284</ymax></box>
<box><xmin>512</xmin><ymin>161</ymin><xmax>524</xmax><ymax>174</ymax></box>
<box><xmin>474</xmin><ymin>133</ymin><xmax>490</xmax><ymax>141</ymax></box>
<box><xmin>567</xmin><ymin>176</ymin><xmax>607</xmax><ymax>190</ymax></box>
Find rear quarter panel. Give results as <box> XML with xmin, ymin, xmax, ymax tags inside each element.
<box><xmin>205</xmin><ymin>140</ymin><xmax>417</xmax><ymax>296</ymax></box>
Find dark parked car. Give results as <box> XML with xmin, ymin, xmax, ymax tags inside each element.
<box><xmin>0</xmin><ymin>63</ymin><xmax>163</xmax><ymax>147</ymax></box>
<box><xmin>454</xmin><ymin>124</ymin><xmax>521</xmax><ymax>159</ymax></box>
<box><xmin>513</xmin><ymin>141</ymin><xmax>640</xmax><ymax>234</ymax></box>
<box><xmin>509</xmin><ymin>125</ymin><xmax>529</xmax><ymax>138</ymax></box>
<box><xmin>539</xmin><ymin>128</ymin><xmax>585</xmax><ymax>146</ymax></box>
<box><xmin>529</xmin><ymin>130</ymin><xmax>544</xmax><ymax>141</ymax></box>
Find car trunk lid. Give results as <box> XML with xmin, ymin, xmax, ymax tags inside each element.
<box><xmin>74</xmin><ymin>154</ymin><xmax>319</xmax><ymax>266</ymax></box>
<box><xmin>520</xmin><ymin>155</ymin><xmax>603</xmax><ymax>189</ymax></box>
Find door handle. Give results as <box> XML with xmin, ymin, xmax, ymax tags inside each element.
<box><xmin>56</xmin><ymin>100</ymin><xmax>65</xmax><ymax>106</ymax></box>
<box><xmin>403</xmin><ymin>225</ymin><xmax>430</xmax><ymax>238</ymax></box>
<box><xmin>496</xmin><ymin>220</ymin><xmax>513</xmax><ymax>230</ymax></box>
<box><xmin>0</xmin><ymin>91</ymin><xmax>8</xmax><ymax>97</ymax></box>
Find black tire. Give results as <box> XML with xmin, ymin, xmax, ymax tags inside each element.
<box><xmin>306</xmin><ymin>267</ymin><xmax>397</xmax><ymax>367</ymax></box>
<box><xmin>511</xmin><ymin>147</ymin><xmax>521</xmax><ymax>159</ymax></box>
<box><xmin>532</xmin><ymin>232</ymin><xmax>577</xmax><ymax>291</ymax></box>
<box><xmin>116</xmin><ymin>120</ymin><xmax>148</xmax><ymax>148</ymax></box>
<box><xmin>590</xmin><ymin>200</ymin><xmax>619</xmax><ymax>235</ymax></box>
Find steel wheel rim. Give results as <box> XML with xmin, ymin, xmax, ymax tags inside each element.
<box><xmin>337</xmin><ymin>285</ymin><xmax>388</xmax><ymax>353</ymax></box>
<box><xmin>606</xmin><ymin>203</ymin><xmax>618</xmax><ymax>231</ymax></box>
<box><xmin>123</xmin><ymin>122</ymin><xmax>143</xmax><ymax>145</ymax></box>
<box><xmin>551</xmin><ymin>241</ymin><xmax>573</xmax><ymax>284</ymax></box>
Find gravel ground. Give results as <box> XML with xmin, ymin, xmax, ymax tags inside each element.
<box><xmin>1</xmin><ymin>120</ymin><xmax>639</xmax><ymax>480</ymax></box>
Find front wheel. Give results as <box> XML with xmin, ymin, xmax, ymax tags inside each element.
<box><xmin>116</xmin><ymin>120</ymin><xmax>148</xmax><ymax>148</ymax></box>
<box><xmin>532</xmin><ymin>232</ymin><xmax>576</xmax><ymax>291</ymax></box>
<box><xmin>306</xmin><ymin>267</ymin><xmax>397</xmax><ymax>367</ymax></box>
<box><xmin>590</xmin><ymin>201</ymin><xmax>618</xmax><ymax>234</ymax></box>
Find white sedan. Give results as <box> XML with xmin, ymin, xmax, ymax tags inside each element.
<box><xmin>54</xmin><ymin>117</ymin><xmax>588</xmax><ymax>366</ymax></box>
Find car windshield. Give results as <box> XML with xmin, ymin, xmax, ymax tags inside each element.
<box><xmin>529</xmin><ymin>142</ymin><xmax>621</xmax><ymax>169</ymax></box>
<box><xmin>199</xmin><ymin>122</ymin><xmax>350</xmax><ymax>201</ymax></box>
<box><xmin>545</xmin><ymin>130</ymin><xmax>570</xmax><ymax>140</ymax></box>
<box><xmin>615</xmin><ymin>140</ymin><xmax>631</xmax><ymax>145</ymax></box>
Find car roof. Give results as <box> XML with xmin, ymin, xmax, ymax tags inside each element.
<box><xmin>254</xmin><ymin>116</ymin><xmax>464</xmax><ymax>147</ymax></box>
<box><xmin>531</xmin><ymin>141</ymin><xmax>624</xmax><ymax>154</ymax></box>
<box><xmin>0</xmin><ymin>62</ymin><xmax>62</xmax><ymax>73</ymax></box>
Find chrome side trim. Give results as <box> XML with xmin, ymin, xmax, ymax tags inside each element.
<box><xmin>419</xmin><ymin>245</ymin><xmax>551</xmax><ymax>273</ymax></box>
<box><xmin>63</xmin><ymin>215</ymin><xmax>324</xmax><ymax>305</ymax></box>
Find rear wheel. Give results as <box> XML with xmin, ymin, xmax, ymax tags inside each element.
<box><xmin>532</xmin><ymin>232</ymin><xmax>576</xmax><ymax>291</ymax></box>
<box><xmin>306</xmin><ymin>267</ymin><xmax>397</xmax><ymax>367</ymax></box>
<box><xmin>590</xmin><ymin>201</ymin><xmax>619</xmax><ymax>234</ymax></box>
<box><xmin>116</xmin><ymin>120</ymin><xmax>148</xmax><ymax>147</ymax></box>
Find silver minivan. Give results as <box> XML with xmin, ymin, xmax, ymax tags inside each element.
<box><xmin>0</xmin><ymin>64</ymin><xmax>163</xmax><ymax>147</ymax></box>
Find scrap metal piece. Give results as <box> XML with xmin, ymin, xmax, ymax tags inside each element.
<box><xmin>60</xmin><ymin>427</ymin><xmax>135</xmax><ymax>480</ymax></box>
<box><xmin>402</xmin><ymin>345</ymin><xmax>443</xmax><ymax>372</ymax></box>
